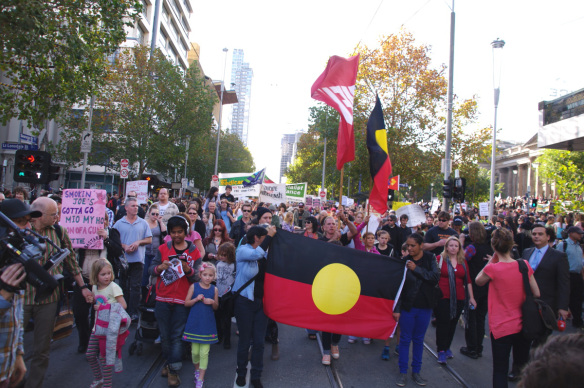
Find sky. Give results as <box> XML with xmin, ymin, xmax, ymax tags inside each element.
<box><xmin>191</xmin><ymin>0</ymin><xmax>584</xmax><ymax>184</ymax></box>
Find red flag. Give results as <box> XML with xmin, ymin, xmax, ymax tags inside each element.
<box><xmin>311</xmin><ymin>55</ymin><xmax>360</xmax><ymax>170</ymax></box>
<box><xmin>265</xmin><ymin>230</ymin><xmax>406</xmax><ymax>339</ymax></box>
<box><xmin>388</xmin><ymin>175</ymin><xmax>400</xmax><ymax>191</ymax></box>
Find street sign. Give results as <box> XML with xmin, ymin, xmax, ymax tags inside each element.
<box><xmin>120</xmin><ymin>159</ymin><xmax>129</xmax><ymax>168</ymax></box>
<box><xmin>210</xmin><ymin>180</ymin><xmax>219</xmax><ymax>188</ymax></box>
<box><xmin>319</xmin><ymin>190</ymin><xmax>326</xmax><ymax>199</ymax></box>
<box><xmin>181</xmin><ymin>178</ymin><xmax>188</xmax><ymax>188</ymax></box>
<box><xmin>20</xmin><ymin>134</ymin><xmax>38</xmax><ymax>144</ymax></box>
<box><xmin>2</xmin><ymin>142</ymin><xmax>38</xmax><ymax>151</ymax></box>
<box><xmin>80</xmin><ymin>131</ymin><xmax>92</xmax><ymax>153</ymax></box>
<box><xmin>212</xmin><ymin>175</ymin><xmax>218</xmax><ymax>182</ymax></box>
<box><xmin>120</xmin><ymin>168</ymin><xmax>129</xmax><ymax>179</ymax></box>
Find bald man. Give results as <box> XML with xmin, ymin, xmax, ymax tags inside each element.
<box><xmin>152</xmin><ymin>188</ymin><xmax>178</xmax><ymax>225</ymax></box>
<box><xmin>25</xmin><ymin>197</ymin><xmax>92</xmax><ymax>388</ymax></box>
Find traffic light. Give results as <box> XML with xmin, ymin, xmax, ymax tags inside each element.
<box><xmin>49</xmin><ymin>164</ymin><xmax>60</xmax><ymax>182</ymax></box>
<box><xmin>443</xmin><ymin>178</ymin><xmax>453</xmax><ymax>199</ymax></box>
<box><xmin>531</xmin><ymin>198</ymin><xmax>538</xmax><ymax>208</ymax></box>
<box><xmin>387</xmin><ymin>189</ymin><xmax>395</xmax><ymax>202</ymax></box>
<box><xmin>14</xmin><ymin>150</ymin><xmax>51</xmax><ymax>184</ymax></box>
<box><xmin>453</xmin><ymin>177</ymin><xmax>466</xmax><ymax>202</ymax></box>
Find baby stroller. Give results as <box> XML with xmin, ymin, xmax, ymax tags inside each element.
<box><xmin>128</xmin><ymin>284</ymin><xmax>159</xmax><ymax>356</ymax></box>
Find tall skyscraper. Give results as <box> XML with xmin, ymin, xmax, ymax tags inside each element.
<box><xmin>230</xmin><ymin>49</ymin><xmax>253</xmax><ymax>146</ymax></box>
<box><xmin>280</xmin><ymin>132</ymin><xmax>304</xmax><ymax>183</ymax></box>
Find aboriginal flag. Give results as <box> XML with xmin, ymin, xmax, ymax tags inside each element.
<box><xmin>264</xmin><ymin>230</ymin><xmax>406</xmax><ymax>339</ymax></box>
<box><xmin>366</xmin><ymin>95</ymin><xmax>392</xmax><ymax>214</ymax></box>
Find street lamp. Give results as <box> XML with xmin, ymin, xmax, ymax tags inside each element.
<box><xmin>512</xmin><ymin>168</ymin><xmax>518</xmax><ymax>197</ymax></box>
<box><xmin>488</xmin><ymin>38</ymin><xmax>505</xmax><ymax>220</ymax></box>
<box><xmin>214</xmin><ymin>48</ymin><xmax>229</xmax><ymax>176</ymax></box>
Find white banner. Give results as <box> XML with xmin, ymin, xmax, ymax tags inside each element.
<box><xmin>396</xmin><ymin>204</ymin><xmax>427</xmax><ymax>228</ymax></box>
<box><xmin>126</xmin><ymin>180</ymin><xmax>149</xmax><ymax>205</ymax></box>
<box><xmin>259</xmin><ymin>184</ymin><xmax>287</xmax><ymax>205</ymax></box>
<box><xmin>430</xmin><ymin>199</ymin><xmax>440</xmax><ymax>214</ymax></box>
<box><xmin>479</xmin><ymin>202</ymin><xmax>489</xmax><ymax>217</ymax></box>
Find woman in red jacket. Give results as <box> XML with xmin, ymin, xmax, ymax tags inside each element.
<box><xmin>149</xmin><ymin>216</ymin><xmax>201</xmax><ymax>387</ymax></box>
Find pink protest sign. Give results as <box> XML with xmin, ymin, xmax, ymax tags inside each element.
<box><xmin>61</xmin><ymin>189</ymin><xmax>107</xmax><ymax>249</ymax></box>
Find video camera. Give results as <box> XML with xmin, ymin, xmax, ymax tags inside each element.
<box><xmin>0</xmin><ymin>211</ymin><xmax>69</xmax><ymax>302</ymax></box>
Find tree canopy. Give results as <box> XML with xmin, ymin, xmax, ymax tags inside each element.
<box><xmin>287</xmin><ymin>29</ymin><xmax>492</xmax><ymax>203</ymax></box>
<box><xmin>536</xmin><ymin>149</ymin><xmax>584</xmax><ymax>210</ymax></box>
<box><xmin>0</xmin><ymin>0</ymin><xmax>142</xmax><ymax>129</ymax></box>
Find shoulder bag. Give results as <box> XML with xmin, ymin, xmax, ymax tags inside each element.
<box><xmin>220</xmin><ymin>271</ymin><xmax>258</xmax><ymax>317</ymax></box>
<box><xmin>518</xmin><ymin>259</ymin><xmax>557</xmax><ymax>340</ymax></box>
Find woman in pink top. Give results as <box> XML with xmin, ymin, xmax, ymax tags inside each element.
<box><xmin>476</xmin><ymin>228</ymin><xmax>540</xmax><ymax>388</ymax></box>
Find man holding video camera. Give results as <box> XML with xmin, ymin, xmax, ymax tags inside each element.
<box><xmin>24</xmin><ymin>197</ymin><xmax>92</xmax><ymax>388</ymax></box>
<box><xmin>0</xmin><ymin>199</ymin><xmax>38</xmax><ymax>387</ymax></box>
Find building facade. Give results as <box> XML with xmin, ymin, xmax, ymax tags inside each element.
<box><xmin>280</xmin><ymin>132</ymin><xmax>303</xmax><ymax>183</ymax></box>
<box><xmin>230</xmin><ymin>49</ymin><xmax>253</xmax><ymax>146</ymax></box>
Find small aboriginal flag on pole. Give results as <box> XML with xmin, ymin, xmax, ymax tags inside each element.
<box><xmin>264</xmin><ymin>230</ymin><xmax>406</xmax><ymax>339</ymax></box>
<box><xmin>366</xmin><ymin>95</ymin><xmax>392</xmax><ymax>214</ymax></box>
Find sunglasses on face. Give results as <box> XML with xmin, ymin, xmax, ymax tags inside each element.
<box><xmin>213</xmin><ymin>228</ymin><xmax>223</xmax><ymax>232</ymax></box>
<box><xmin>242</xmin><ymin>209</ymin><xmax>251</xmax><ymax>212</ymax></box>
<box><xmin>188</xmin><ymin>212</ymin><xmax>197</xmax><ymax>215</ymax></box>
<box><xmin>439</xmin><ymin>219</ymin><xmax>448</xmax><ymax>222</ymax></box>
<box><xmin>151</xmin><ymin>213</ymin><xmax>159</xmax><ymax>216</ymax></box>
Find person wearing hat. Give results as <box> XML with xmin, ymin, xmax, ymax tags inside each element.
<box><xmin>268</xmin><ymin>205</ymin><xmax>280</xmax><ymax>228</ymax></box>
<box><xmin>381</xmin><ymin>215</ymin><xmax>402</xmax><ymax>257</ymax></box>
<box><xmin>451</xmin><ymin>216</ymin><xmax>464</xmax><ymax>236</ymax></box>
<box><xmin>293</xmin><ymin>203</ymin><xmax>309</xmax><ymax>229</ymax></box>
<box><xmin>0</xmin><ymin>199</ymin><xmax>40</xmax><ymax>387</ymax></box>
<box><xmin>556</xmin><ymin>226</ymin><xmax>584</xmax><ymax>329</ymax></box>
<box><xmin>514</xmin><ymin>221</ymin><xmax>534</xmax><ymax>257</ymax></box>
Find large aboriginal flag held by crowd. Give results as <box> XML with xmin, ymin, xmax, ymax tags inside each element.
<box><xmin>264</xmin><ymin>230</ymin><xmax>407</xmax><ymax>339</ymax></box>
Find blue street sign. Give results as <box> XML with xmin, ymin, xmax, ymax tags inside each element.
<box><xmin>2</xmin><ymin>143</ymin><xmax>39</xmax><ymax>151</ymax></box>
<box><xmin>19</xmin><ymin>133</ymin><xmax>38</xmax><ymax>144</ymax></box>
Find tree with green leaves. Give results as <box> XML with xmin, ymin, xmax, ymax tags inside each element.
<box><xmin>0</xmin><ymin>0</ymin><xmax>141</xmax><ymax>129</ymax></box>
<box><xmin>536</xmin><ymin>149</ymin><xmax>584</xmax><ymax>210</ymax></box>
<box><xmin>287</xmin><ymin>29</ymin><xmax>492</xmax><ymax>203</ymax></box>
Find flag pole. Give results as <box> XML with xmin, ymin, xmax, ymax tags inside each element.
<box><xmin>338</xmin><ymin>166</ymin><xmax>344</xmax><ymax>228</ymax></box>
<box><xmin>366</xmin><ymin>176</ymin><xmax>372</xmax><ymax>234</ymax></box>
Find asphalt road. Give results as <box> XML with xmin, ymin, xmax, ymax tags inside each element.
<box><xmin>22</xmin><ymin>315</ymin><xmax>581</xmax><ymax>387</ymax></box>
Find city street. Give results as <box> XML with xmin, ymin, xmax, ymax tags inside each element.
<box><xmin>25</xmin><ymin>312</ymin><xmax>582</xmax><ymax>388</ymax></box>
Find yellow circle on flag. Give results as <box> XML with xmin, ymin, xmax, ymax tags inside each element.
<box><xmin>312</xmin><ymin>263</ymin><xmax>360</xmax><ymax>315</ymax></box>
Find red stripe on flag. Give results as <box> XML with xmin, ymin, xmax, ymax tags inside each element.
<box><xmin>263</xmin><ymin>273</ymin><xmax>398</xmax><ymax>340</ymax></box>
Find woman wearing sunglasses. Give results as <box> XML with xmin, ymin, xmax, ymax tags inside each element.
<box><xmin>188</xmin><ymin>204</ymin><xmax>207</xmax><ymax>240</ymax></box>
<box><xmin>202</xmin><ymin>220</ymin><xmax>233</xmax><ymax>265</ymax></box>
<box><xmin>143</xmin><ymin>204</ymin><xmax>167</xmax><ymax>289</ymax></box>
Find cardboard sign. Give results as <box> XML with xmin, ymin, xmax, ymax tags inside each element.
<box><xmin>312</xmin><ymin>198</ymin><xmax>321</xmax><ymax>208</ymax></box>
<box><xmin>479</xmin><ymin>202</ymin><xmax>489</xmax><ymax>217</ymax></box>
<box><xmin>126</xmin><ymin>180</ymin><xmax>149</xmax><ymax>205</ymax></box>
<box><xmin>396</xmin><ymin>204</ymin><xmax>426</xmax><ymax>228</ymax></box>
<box><xmin>430</xmin><ymin>199</ymin><xmax>440</xmax><ymax>214</ymax></box>
<box><xmin>259</xmin><ymin>184</ymin><xmax>287</xmax><ymax>205</ymax></box>
<box><xmin>305</xmin><ymin>196</ymin><xmax>313</xmax><ymax>206</ymax></box>
<box><xmin>61</xmin><ymin>189</ymin><xmax>107</xmax><ymax>249</ymax></box>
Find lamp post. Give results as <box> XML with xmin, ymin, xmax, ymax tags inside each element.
<box><xmin>488</xmin><ymin>38</ymin><xmax>505</xmax><ymax>221</ymax></box>
<box><xmin>214</xmin><ymin>48</ymin><xmax>229</xmax><ymax>176</ymax></box>
<box><xmin>512</xmin><ymin>168</ymin><xmax>518</xmax><ymax>197</ymax></box>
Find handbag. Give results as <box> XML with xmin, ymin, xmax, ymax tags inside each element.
<box><xmin>53</xmin><ymin>291</ymin><xmax>74</xmax><ymax>341</ymax></box>
<box><xmin>221</xmin><ymin>272</ymin><xmax>259</xmax><ymax>317</ymax></box>
<box><xmin>518</xmin><ymin>259</ymin><xmax>557</xmax><ymax>340</ymax></box>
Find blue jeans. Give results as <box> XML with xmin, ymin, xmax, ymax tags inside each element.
<box><xmin>234</xmin><ymin>296</ymin><xmax>268</xmax><ymax>380</ymax></box>
<box><xmin>155</xmin><ymin>301</ymin><xmax>189</xmax><ymax>371</ymax></box>
<box><xmin>398</xmin><ymin>308</ymin><xmax>432</xmax><ymax>374</ymax></box>
<box><xmin>142</xmin><ymin>254</ymin><xmax>155</xmax><ymax>287</ymax></box>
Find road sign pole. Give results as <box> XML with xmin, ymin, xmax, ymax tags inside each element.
<box><xmin>80</xmin><ymin>95</ymin><xmax>95</xmax><ymax>190</ymax></box>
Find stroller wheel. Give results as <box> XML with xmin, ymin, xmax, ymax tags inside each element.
<box><xmin>136</xmin><ymin>343</ymin><xmax>143</xmax><ymax>356</ymax></box>
<box><xmin>129</xmin><ymin>342</ymin><xmax>137</xmax><ymax>356</ymax></box>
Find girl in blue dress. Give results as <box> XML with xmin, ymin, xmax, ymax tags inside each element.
<box><xmin>183</xmin><ymin>262</ymin><xmax>219</xmax><ymax>388</ymax></box>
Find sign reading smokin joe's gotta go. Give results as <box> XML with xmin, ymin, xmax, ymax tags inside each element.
<box><xmin>61</xmin><ymin>189</ymin><xmax>107</xmax><ymax>249</ymax></box>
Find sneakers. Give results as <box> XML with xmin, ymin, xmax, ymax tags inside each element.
<box><xmin>437</xmin><ymin>351</ymin><xmax>447</xmax><ymax>364</ymax></box>
<box><xmin>331</xmin><ymin>345</ymin><xmax>340</xmax><ymax>359</ymax></box>
<box><xmin>445</xmin><ymin>349</ymin><xmax>454</xmax><ymax>359</ymax></box>
<box><xmin>235</xmin><ymin>375</ymin><xmax>246</xmax><ymax>387</ymax></box>
<box><xmin>459</xmin><ymin>346</ymin><xmax>479</xmax><ymax>359</ymax></box>
<box><xmin>394</xmin><ymin>346</ymin><xmax>400</xmax><ymax>356</ymax></box>
<box><xmin>195</xmin><ymin>381</ymin><xmax>203</xmax><ymax>388</ymax></box>
<box><xmin>363</xmin><ymin>338</ymin><xmax>371</xmax><ymax>345</ymax></box>
<box><xmin>161</xmin><ymin>365</ymin><xmax>169</xmax><ymax>378</ymax></box>
<box><xmin>194</xmin><ymin>370</ymin><xmax>200</xmax><ymax>383</ymax></box>
<box><xmin>322</xmin><ymin>354</ymin><xmax>331</xmax><ymax>365</ymax></box>
<box><xmin>167</xmin><ymin>370</ymin><xmax>181</xmax><ymax>387</ymax></box>
<box><xmin>89</xmin><ymin>379</ymin><xmax>103</xmax><ymax>388</ymax></box>
<box><xmin>411</xmin><ymin>373</ymin><xmax>427</xmax><ymax>386</ymax></box>
<box><xmin>381</xmin><ymin>346</ymin><xmax>390</xmax><ymax>360</ymax></box>
<box><xmin>155</xmin><ymin>336</ymin><xmax>161</xmax><ymax>344</ymax></box>
<box><xmin>347</xmin><ymin>336</ymin><xmax>356</xmax><ymax>344</ymax></box>
<box><xmin>395</xmin><ymin>373</ymin><xmax>407</xmax><ymax>387</ymax></box>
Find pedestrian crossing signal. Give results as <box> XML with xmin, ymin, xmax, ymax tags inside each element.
<box><xmin>14</xmin><ymin>150</ymin><xmax>51</xmax><ymax>184</ymax></box>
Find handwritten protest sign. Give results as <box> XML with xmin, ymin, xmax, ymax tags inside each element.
<box><xmin>259</xmin><ymin>184</ymin><xmax>287</xmax><ymax>205</ymax></box>
<box><xmin>312</xmin><ymin>198</ymin><xmax>321</xmax><ymax>208</ymax></box>
<box><xmin>61</xmin><ymin>189</ymin><xmax>107</xmax><ymax>249</ymax></box>
<box><xmin>479</xmin><ymin>202</ymin><xmax>489</xmax><ymax>217</ymax></box>
<box><xmin>305</xmin><ymin>196</ymin><xmax>313</xmax><ymax>206</ymax></box>
<box><xmin>126</xmin><ymin>180</ymin><xmax>149</xmax><ymax>204</ymax></box>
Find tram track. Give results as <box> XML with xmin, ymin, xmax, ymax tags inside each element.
<box><xmin>423</xmin><ymin>342</ymin><xmax>470</xmax><ymax>388</ymax></box>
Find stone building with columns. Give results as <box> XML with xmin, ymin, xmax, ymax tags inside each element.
<box><xmin>493</xmin><ymin>134</ymin><xmax>554</xmax><ymax>199</ymax></box>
